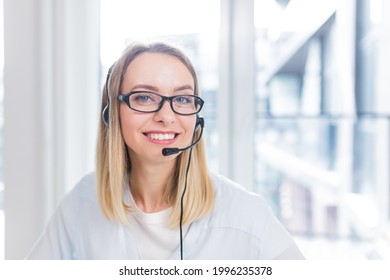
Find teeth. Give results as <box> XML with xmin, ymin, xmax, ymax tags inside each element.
<box><xmin>147</xmin><ymin>133</ymin><xmax>175</xmax><ymax>140</ymax></box>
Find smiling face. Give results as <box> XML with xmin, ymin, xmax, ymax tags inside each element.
<box><xmin>119</xmin><ymin>52</ymin><xmax>197</xmax><ymax>165</ymax></box>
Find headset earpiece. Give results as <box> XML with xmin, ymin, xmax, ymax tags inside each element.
<box><xmin>102</xmin><ymin>66</ymin><xmax>114</xmax><ymax>127</ymax></box>
<box><xmin>102</xmin><ymin>105</ymin><xmax>109</xmax><ymax>127</ymax></box>
<box><xmin>195</xmin><ymin>115</ymin><xmax>204</xmax><ymax>132</ymax></box>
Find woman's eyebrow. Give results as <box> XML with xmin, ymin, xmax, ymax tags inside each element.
<box><xmin>131</xmin><ymin>84</ymin><xmax>159</xmax><ymax>91</ymax></box>
<box><xmin>130</xmin><ymin>84</ymin><xmax>194</xmax><ymax>92</ymax></box>
<box><xmin>174</xmin><ymin>85</ymin><xmax>194</xmax><ymax>92</ymax></box>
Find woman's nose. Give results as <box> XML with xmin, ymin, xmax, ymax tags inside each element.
<box><xmin>154</xmin><ymin>100</ymin><xmax>176</xmax><ymax>125</ymax></box>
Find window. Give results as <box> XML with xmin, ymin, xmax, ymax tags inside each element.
<box><xmin>254</xmin><ymin>0</ymin><xmax>390</xmax><ymax>259</ymax></box>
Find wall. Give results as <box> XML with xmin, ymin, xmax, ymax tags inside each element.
<box><xmin>3</xmin><ymin>0</ymin><xmax>100</xmax><ymax>259</ymax></box>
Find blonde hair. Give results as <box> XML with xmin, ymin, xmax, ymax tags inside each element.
<box><xmin>96</xmin><ymin>42</ymin><xmax>215</xmax><ymax>226</ymax></box>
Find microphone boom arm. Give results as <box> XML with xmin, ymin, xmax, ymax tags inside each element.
<box><xmin>162</xmin><ymin>117</ymin><xmax>204</xmax><ymax>156</ymax></box>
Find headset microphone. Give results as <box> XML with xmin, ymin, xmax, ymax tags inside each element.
<box><xmin>162</xmin><ymin>116</ymin><xmax>204</xmax><ymax>156</ymax></box>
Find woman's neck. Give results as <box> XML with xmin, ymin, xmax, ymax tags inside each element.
<box><xmin>129</xmin><ymin>159</ymin><xmax>176</xmax><ymax>213</ymax></box>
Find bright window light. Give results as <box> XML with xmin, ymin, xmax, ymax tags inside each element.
<box><xmin>255</xmin><ymin>0</ymin><xmax>337</xmax><ymax>37</ymax></box>
<box><xmin>100</xmin><ymin>0</ymin><xmax>220</xmax><ymax>66</ymax></box>
<box><xmin>370</xmin><ymin>0</ymin><xmax>383</xmax><ymax>24</ymax></box>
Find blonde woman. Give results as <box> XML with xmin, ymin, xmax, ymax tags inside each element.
<box><xmin>27</xmin><ymin>42</ymin><xmax>304</xmax><ymax>260</ymax></box>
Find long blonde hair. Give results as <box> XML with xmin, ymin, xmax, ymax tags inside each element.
<box><xmin>96</xmin><ymin>42</ymin><xmax>215</xmax><ymax>226</ymax></box>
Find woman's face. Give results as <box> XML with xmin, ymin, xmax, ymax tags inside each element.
<box><xmin>119</xmin><ymin>52</ymin><xmax>197</xmax><ymax>165</ymax></box>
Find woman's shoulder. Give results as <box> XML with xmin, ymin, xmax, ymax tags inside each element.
<box><xmin>206</xmin><ymin>172</ymin><xmax>294</xmax><ymax>246</ymax></box>
<box><xmin>210</xmin><ymin>172</ymin><xmax>270</xmax><ymax>211</ymax></box>
<box><xmin>207</xmin><ymin>173</ymin><xmax>303</xmax><ymax>259</ymax></box>
<box><xmin>59</xmin><ymin>172</ymin><xmax>98</xmax><ymax>213</ymax></box>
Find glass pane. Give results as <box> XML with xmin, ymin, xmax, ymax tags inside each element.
<box><xmin>100</xmin><ymin>0</ymin><xmax>220</xmax><ymax>171</ymax></box>
<box><xmin>254</xmin><ymin>0</ymin><xmax>390</xmax><ymax>259</ymax></box>
<box><xmin>254</xmin><ymin>0</ymin><xmax>338</xmax><ymax>115</ymax></box>
<box><xmin>255</xmin><ymin>116</ymin><xmax>390</xmax><ymax>259</ymax></box>
<box><xmin>356</xmin><ymin>0</ymin><xmax>390</xmax><ymax>114</ymax></box>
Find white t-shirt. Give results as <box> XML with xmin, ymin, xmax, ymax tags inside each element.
<box><xmin>129</xmin><ymin>192</ymin><xmax>189</xmax><ymax>259</ymax></box>
<box><xmin>26</xmin><ymin>172</ymin><xmax>305</xmax><ymax>260</ymax></box>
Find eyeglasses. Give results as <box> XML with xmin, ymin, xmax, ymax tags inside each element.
<box><xmin>117</xmin><ymin>91</ymin><xmax>204</xmax><ymax>115</ymax></box>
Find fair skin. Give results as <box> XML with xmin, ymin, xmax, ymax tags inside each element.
<box><xmin>119</xmin><ymin>52</ymin><xmax>196</xmax><ymax>213</ymax></box>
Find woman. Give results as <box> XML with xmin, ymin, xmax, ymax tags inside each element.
<box><xmin>27</xmin><ymin>42</ymin><xmax>304</xmax><ymax>260</ymax></box>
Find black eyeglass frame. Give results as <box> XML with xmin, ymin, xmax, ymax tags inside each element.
<box><xmin>117</xmin><ymin>91</ymin><xmax>204</xmax><ymax>116</ymax></box>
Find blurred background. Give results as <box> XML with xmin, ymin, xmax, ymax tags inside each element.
<box><xmin>1</xmin><ymin>0</ymin><xmax>390</xmax><ymax>259</ymax></box>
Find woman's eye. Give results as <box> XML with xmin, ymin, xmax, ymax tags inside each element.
<box><xmin>175</xmin><ymin>96</ymin><xmax>193</xmax><ymax>104</ymax></box>
<box><xmin>133</xmin><ymin>94</ymin><xmax>155</xmax><ymax>104</ymax></box>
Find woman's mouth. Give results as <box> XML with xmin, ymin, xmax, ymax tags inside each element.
<box><xmin>146</xmin><ymin>133</ymin><xmax>176</xmax><ymax>140</ymax></box>
<box><xmin>143</xmin><ymin>132</ymin><xmax>179</xmax><ymax>144</ymax></box>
